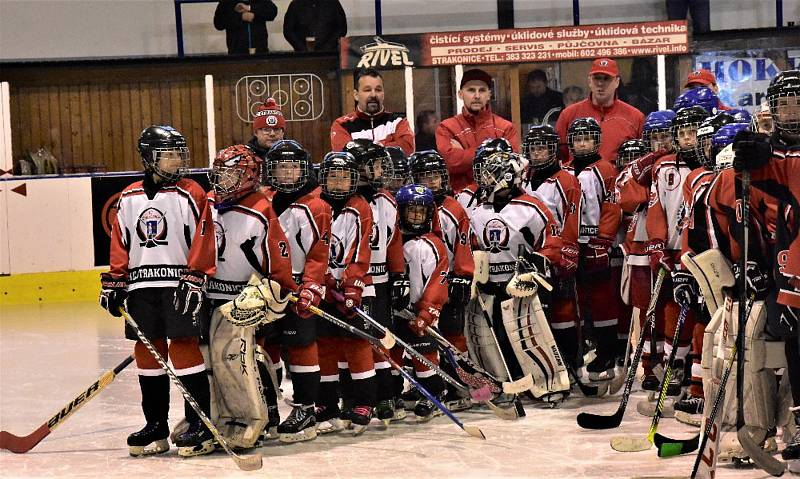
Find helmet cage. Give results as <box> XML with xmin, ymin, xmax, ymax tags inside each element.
<box><xmin>145</xmin><ymin>147</ymin><xmax>190</xmax><ymax>182</ymax></box>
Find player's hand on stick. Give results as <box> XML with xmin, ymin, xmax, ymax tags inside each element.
<box><xmin>294</xmin><ymin>282</ymin><xmax>324</xmax><ymax>319</ymax></box>
<box><xmin>99</xmin><ymin>273</ymin><xmax>128</xmax><ymax>317</ymax></box>
<box><xmin>671</xmin><ymin>270</ymin><xmax>697</xmax><ymax>307</ymax></box>
<box><xmin>390</xmin><ymin>273</ymin><xmax>411</xmax><ymax>311</ymax></box>
<box><xmin>646</xmin><ymin>240</ymin><xmax>673</xmax><ymax>272</ymax></box>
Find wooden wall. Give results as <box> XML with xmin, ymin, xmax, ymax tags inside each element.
<box><xmin>1</xmin><ymin>53</ymin><xmax>342</xmax><ymax>173</ymax></box>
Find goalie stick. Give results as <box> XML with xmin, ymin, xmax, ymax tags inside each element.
<box><xmin>610</xmin><ymin>304</ymin><xmax>689</xmax><ymax>452</ymax></box>
<box><xmin>0</xmin><ymin>355</ymin><xmax>134</xmax><ymax>454</ymax></box>
<box><xmin>120</xmin><ymin>308</ymin><xmax>262</xmax><ymax>471</ymax></box>
<box><xmin>576</xmin><ymin>268</ymin><xmax>666</xmax><ymax>430</ymax></box>
<box><xmin>296</xmin><ymin>296</ymin><xmax>485</xmax><ymax>439</ymax></box>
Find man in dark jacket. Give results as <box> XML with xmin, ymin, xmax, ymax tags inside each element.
<box><xmin>283</xmin><ymin>0</ymin><xmax>347</xmax><ymax>52</ymax></box>
<box><xmin>214</xmin><ymin>0</ymin><xmax>277</xmax><ymax>55</ymax></box>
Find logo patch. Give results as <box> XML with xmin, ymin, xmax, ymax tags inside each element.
<box><xmin>482</xmin><ymin>218</ymin><xmax>510</xmax><ymax>254</ymax></box>
<box><xmin>214</xmin><ymin>220</ymin><xmax>226</xmax><ymax>261</ymax></box>
<box><xmin>136</xmin><ymin>207</ymin><xmax>169</xmax><ymax>247</ymax></box>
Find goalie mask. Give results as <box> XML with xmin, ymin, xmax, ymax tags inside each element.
<box><xmin>409</xmin><ymin>150</ymin><xmax>450</xmax><ymax>202</ymax></box>
<box><xmin>319</xmin><ymin>151</ymin><xmax>359</xmax><ymax>201</ymax></box>
<box><xmin>616</xmin><ymin>139</ymin><xmax>647</xmax><ymax>171</ymax></box>
<box><xmin>138</xmin><ymin>125</ymin><xmax>190</xmax><ymax>182</ymax></box>
<box><xmin>265</xmin><ymin>139</ymin><xmax>310</xmax><ymax>193</ymax></box>
<box><xmin>343</xmin><ymin>139</ymin><xmax>393</xmax><ymax>189</ymax></box>
<box><xmin>384</xmin><ymin>146</ymin><xmax>411</xmax><ymax>194</ymax></box>
<box><xmin>643</xmin><ymin>110</ymin><xmax>677</xmax><ymax>153</ymax></box>
<box><xmin>208</xmin><ymin>144</ymin><xmax>262</xmax><ymax>209</ymax></box>
<box><xmin>567</xmin><ymin>117</ymin><xmax>601</xmax><ymax>160</ymax></box>
<box><xmin>672</xmin><ymin>106</ymin><xmax>709</xmax><ymax>164</ymax></box>
<box><xmin>695</xmin><ymin>112</ymin><xmax>736</xmax><ymax>169</ymax></box>
<box><xmin>396</xmin><ymin>184</ymin><xmax>435</xmax><ymax>235</ymax></box>
<box><xmin>767</xmin><ymin>69</ymin><xmax>800</xmax><ymax>136</ymax></box>
<box><xmin>523</xmin><ymin>125</ymin><xmax>559</xmax><ymax>176</ymax></box>
<box><xmin>473</xmin><ymin>150</ymin><xmax>526</xmax><ymax>201</ymax></box>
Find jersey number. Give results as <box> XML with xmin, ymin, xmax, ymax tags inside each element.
<box><xmin>278</xmin><ymin>241</ymin><xmax>289</xmax><ymax>257</ymax></box>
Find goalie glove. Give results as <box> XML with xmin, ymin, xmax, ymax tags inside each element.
<box><xmin>507</xmin><ymin>251</ymin><xmax>551</xmax><ymax>298</ymax></box>
<box><xmin>173</xmin><ymin>270</ymin><xmax>206</xmax><ymax>320</ymax></box>
<box><xmin>221</xmin><ymin>275</ymin><xmax>289</xmax><ymax>327</ymax></box>
<box><xmin>671</xmin><ymin>270</ymin><xmax>698</xmax><ymax>307</ymax></box>
<box><xmin>390</xmin><ymin>273</ymin><xmax>411</xmax><ymax>311</ymax></box>
<box><xmin>99</xmin><ymin>273</ymin><xmax>128</xmax><ymax>317</ymax></box>
<box><xmin>294</xmin><ymin>282</ymin><xmax>324</xmax><ymax>319</ymax></box>
<box><xmin>448</xmin><ymin>275</ymin><xmax>471</xmax><ymax>305</ymax></box>
<box><xmin>409</xmin><ymin>307</ymin><xmax>438</xmax><ymax>337</ymax></box>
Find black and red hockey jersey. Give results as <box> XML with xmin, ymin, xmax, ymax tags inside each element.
<box><xmin>437</xmin><ymin>195</ymin><xmax>474</xmax><ymax>278</ymax></box>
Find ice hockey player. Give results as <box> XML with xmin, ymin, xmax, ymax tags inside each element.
<box><xmin>384</xmin><ymin>146</ymin><xmax>411</xmax><ymax>194</ymax></box>
<box><xmin>99</xmin><ymin>125</ymin><xmax>216</xmax><ymax>457</ymax></box>
<box><xmin>730</xmin><ymin>69</ymin><xmax>800</xmax><ymax>462</ymax></box>
<box><xmin>342</xmin><ymin>139</ymin><xmax>405</xmax><ymax>426</ymax></box>
<box><xmin>646</xmin><ymin>106</ymin><xmax>713</xmax><ymax>398</ymax></box>
<box><xmin>469</xmin><ymin>146</ymin><xmax>567</xmax><ymax>402</ymax></box>
<box><xmin>455</xmin><ymin>138</ymin><xmax>513</xmax><ymax>217</ymax></box>
<box><xmin>563</xmin><ymin>117</ymin><xmax>621</xmax><ymax>383</ymax></box>
<box><xmin>314</xmin><ymin>151</ymin><xmax>377</xmax><ymax>435</ymax></box>
<box><xmin>521</xmin><ymin>125</ymin><xmax>583</xmax><ymax>374</ymax></box>
<box><xmin>394</xmin><ymin>184</ymin><xmax>451</xmax><ymax>420</ymax></box>
<box><xmin>262</xmin><ymin>139</ymin><xmax>332</xmax><ymax>443</ymax></box>
<box><xmin>409</xmin><ymin>150</ymin><xmax>474</xmax><ymax>410</ymax></box>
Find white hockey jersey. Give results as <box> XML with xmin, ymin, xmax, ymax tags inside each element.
<box><xmin>647</xmin><ymin>154</ymin><xmax>692</xmax><ymax>251</ymax></box>
<box><xmin>565</xmin><ymin>158</ymin><xmax>620</xmax><ymax>243</ymax></box>
<box><xmin>365</xmin><ymin>190</ymin><xmax>403</xmax><ymax>291</ymax></box>
<box><xmin>404</xmin><ymin>232</ymin><xmax>449</xmax><ymax>316</ymax></box>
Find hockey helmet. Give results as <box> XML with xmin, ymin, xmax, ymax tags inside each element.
<box><xmin>616</xmin><ymin>139</ymin><xmax>647</xmax><ymax>170</ymax></box>
<box><xmin>673</xmin><ymin>86</ymin><xmax>719</xmax><ymax>115</ymax></box>
<box><xmin>137</xmin><ymin>125</ymin><xmax>190</xmax><ymax>182</ymax></box>
<box><xmin>523</xmin><ymin>125</ymin><xmax>559</xmax><ymax>173</ymax></box>
<box><xmin>342</xmin><ymin>139</ymin><xmax>393</xmax><ymax>189</ymax></box>
<box><xmin>726</xmin><ymin>108</ymin><xmax>752</xmax><ymax>125</ymax></box>
<box><xmin>767</xmin><ymin>69</ymin><xmax>800</xmax><ymax>135</ymax></box>
<box><xmin>265</xmin><ymin>139</ymin><xmax>310</xmax><ymax>193</ymax></box>
<box><xmin>711</xmin><ymin>122</ymin><xmax>750</xmax><ymax>168</ymax></box>
<box><xmin>384</xmin><ymin>146</ymin><xmax>411</xmax><ymax>194</ymax></box>
<box><xmin>567</xmin><ymin>117</ymin><xmax>601</xmax><ymax>159</ymax></box>
<box><xmin>695</xmin><ymin>112</ymin><xmax>737</xmax><ymax>168</ymax></box>
<box><xmin>672</xmin><ymin>106</ymin><xmax>709</xmax><ymax>161</ymax></box>
<box><xmin>643</xmin><ymin>110</ymin><xmax>677</xmax><ymax>153</ymax></box>
<box><xmin>396</xmin><ymin>184</ymin><xmax>436</xmax><ymax>235</ymax></box>
<box><xmin>319</xmin><ymin>151</ymin><xmax>359</xmax><ymax>200</ymax></box>
<box><xmin>409</xmin><ymin>150</ymin><xmax>449</xmax><ymax>201</ymax></box>
<box><xmin>208</xmin><ymin>144</ymin><xmax>262</xmax><ymax>209</ymax></box>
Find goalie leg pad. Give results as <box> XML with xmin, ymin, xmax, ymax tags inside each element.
<box><xmin>465</xmin><ymin>294</ymin><xmax>509</xmax><ymax>382</ymax></box>
<box><xmin>681</xmin><ymin>249</ymin><xmax>735</xmax><ymax>316</ymax></box>
<box><xmin>208</xmin><ymin>306</ymin><xmax>268</xmax><ymax>449</ymax></box>
<box><xmin>500</xmin><ymin>296</ymin><xmax>570</xmax><ymax>401</ymax></box>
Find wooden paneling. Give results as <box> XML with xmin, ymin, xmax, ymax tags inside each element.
<box><xmin>3</xmin><ymin>54</ymin><xmax>342</xmax><ymax>174</ymax></box>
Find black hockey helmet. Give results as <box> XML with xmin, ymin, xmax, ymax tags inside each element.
<box><xmin>384</xmin><ymin>146</ymin><xmax>411</xmax><ymax>194</ymax></box>
<box><xmin>396</xmin><ymin>184</ymin><xmax>436</xmax><ymax>235</ymax></box>
<box><xmin>265</xmin><ymin>139</ymin><xmax>310</xmax><ymax>193</ymax></box>
<box><xmin>567</xmin><ymin>117</ymin><xmax>601</xmax><ymax>159</ymax></box>
<box><xmin>767</xmin><ymin>69</ymin><xmax>800</xmax><ymax>135</ymax></box>
<box><xmin>319</xmin><ymin>151</ymin><xmax>359</xmax><ymax>200</ymax></box>
<box><xmin>409</xmin><ymin>150</ymin><xmax>450</xmax><ymax>201</ymax></box>
<box><xmin>523</xmin><ymin>124</ymin><xmax>559</xmax><ymax>172</ymax></box>
<box><xmin>616</xmin><ymin>139</ymin><xmax>647</xmax><ymax>170</ymax></box>
<box><xmin>672</xmin><ymin>106</ymin><xmax>709</xmax><ymax>161</ymax></box>
<box><xmin>342</xmin><ymin>138</ymin><xmax>393</xmax><ymax>188</ymax></box>
<box><xmin>137</xmin><ymin>125</ymin><xmax>190</xmax><ymax>182</ymax></box>
<box><xmin>695</xmin><ymin>112</ymin><xmax>737</xmax><ymax>168</ymax></box>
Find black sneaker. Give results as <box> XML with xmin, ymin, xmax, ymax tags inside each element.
<box><xmin>277</xmin><ymin>405</ymin><xmax>317</xmax><ymax>443</ymax></box>
<box><xmin>174</xmin><ymin>421</ymin><xmax>215</xmax><ymax>457</ymax></box>
<box><xmin>127</xmin><ymin>422</ymin><xmax>170</xmax><ymax>457</ymax></box>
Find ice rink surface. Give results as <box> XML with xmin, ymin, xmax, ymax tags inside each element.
<box><xmin>0</xmin><ymin>303</ymin><xmax>780</xmax><ymax>478</ymax></box>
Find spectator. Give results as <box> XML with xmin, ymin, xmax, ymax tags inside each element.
<box><xmin>330</xmin><ymin>68</ymin><xmax>415</xmax><ymax>155</ymax></box>
<box><xmin>555</xmin><ymin>58</ymin><xmax>645</xmax><ymax>165</ymax></box>
<box><xmin>283</xmin><ymin>0</ymin><xmax>347</xmax><ymax>52</ymax></box>
<box><xmin>214</xmin><ymin>0</ymin><xmax>277</xmax><ymax>55</ymax></box>
<box><xmin>520</xmin><ymin>69</ymin><xmax>564</xmax><ymax>126</ymax></box>
<box><xmin>666</xmin><ymin>0</ymin><xmax>710</xmax><ymax>34</ymax></box>
<box><xmin>563</xmin><ymin>86</ymin><xmax>586</xmax><ymax>107</ymax></box>
<box><xmin>436</xmin><ymin>68</ymin><xmax>520</xmax><ymax>192</ymax></box>
<box><xmin>247</xmin><ymin>97</ymin><xmax>285</xmax><ymax>160</ymax></box>
<box><xmin>415</xmin><ymin>110</ymin><xmax>438</xmax><ymax>151</ymax></box>
<box><xmin>684</xmin><ymin>68</ymin><xmax>730</xmax><ymax>109</ymax></box>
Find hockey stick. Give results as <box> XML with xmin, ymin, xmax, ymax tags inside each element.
<box><xmin>0</xmin><ymin>355</ymin><xmax>134</xmax><ymax>454</ymax></box>
<box><xmin>576</xmin><ymin>268</ymin><xmax>666</xmax><ymax>430</ymax></box>
<box><xmin>733</xmin><ymin>170</ymin><xmax>785</xmax><ymax>477</ymax></box>
<box><xmin>566</xmin><ymin>363</ymin><xmax>600</xmax><ymax>397</ymax></box>
<box><xmin>287</xmin><ymin>296</ymin><xmax>396</xmax><ymax>350</ymax></box>
<box><xmin>120</xmin><ymin>308</ymin><xmax>262</xmax><ymax>471</ymax></box>
<box><xmin>610</xmin><ymin>304</ymin><xmax>689</xmax><ymax>452</ymax></box>
<box><xmin>300</xmin><ymin>298</ymin><xmax>485</xmax><ymax>438</ymax></box>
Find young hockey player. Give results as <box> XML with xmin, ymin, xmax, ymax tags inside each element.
<box><xmin>409</xmin><ymin>150</ymin><xmax>474</xmax><ymax>410</ymax></box>
<box><xmin>394</xmin><ymin>184</ymin><xmax>451</xmax><ymax>420</ymax></box>
<box><xmin>314</xmin><ymin>151</ymin><xmax>377</xmax><ymax>435</ymax></box>
<box><xmin>262</xmin><ymin>140</ymin><xmax>332</xmax><ymax>442</ymax></box>
<box><xmin>563</xmin><ymin>117</ymin><xmax>621</xmax><ymax>382</ymax></box>
<box><xmin>342</xmin><ymin>139</ymin><xmax>405</xmax><ymax>426</ymax></box>
<box><xmin>521</xmin><ymin>125</ymin><xmax>583</xmax><ymax>373</ymax></box>
<box><xmin>99</xmin><ymin>125</ymin><xmax>216</xmax><ymax>457</ymax></box>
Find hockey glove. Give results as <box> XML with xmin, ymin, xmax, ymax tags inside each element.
<box><xmin>671</xmin><ymin>270</ymin><xmax>698</xmax><ymax>307</ymax></box>
<box><xmin>448</xmin><ymin>275</ymin><xmax>472</xmax><ymax>305</ymax></box>
<box><xmin>389</xmin><ymin>273</ymin><xmax>411</xmax><ymax>312</ymax></box>
<box><xmin>337</xmin><ymin>279</ymin><xmax>364</xmax><ymax>318</ymax></box>
<box><xmin>583</xmin><ymin>237</ymin><xmax>612</xmax><ymax>274</ymax></box>
<box><xmin>630</xmin><ymin>149</ymin><xmax>667</xmax><ymax>186</ymax></box>
<box><xmin>733</xmin><ymin>131</ymin><xmax>772</xmax><ymax>172</ymax></box>
<box><xmin>99</xmin><ymin>273</ymin><xmax>128</xmax><ymax>317</ymax></box>
<box><xmin>646</xmin><ymin>240</ymin><xmax>673</xmax><ymax>272</ymax></box>
<box><xmin>732</xmin><ymin>260</ymin><xmax>769</xmax><ymax>297</ymax></box>
<box><xmin>556</xmin><ymin>243</ymin><xmax>579</xmax><ymax>278</ymax></box>
<box><xmin>174</xmin><ymin>270</ymin><xmax>206</xmax><ymax>320</ymax></box>
<box><xmin>409</xmin><ymin>307</ymin><xmax>438</xmax><ymax>337</ymax></box>
<box><xmin>294</xmin><ymin>282</ymin><xmax>324</xmax><ymax>319</ymax></box>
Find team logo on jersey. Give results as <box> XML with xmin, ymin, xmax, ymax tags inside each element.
<box><xmin>483</xmin><ymin>218</ymin><xmax>510</xmax><ymax>254</ymax></box>
<box><xmin>214</xmin><ymin>220</ymin><xmax>226</xmax><ymax>261</ymax></box>
<box><xmin>369</xmin><ymin>222</ymin><xmax>380</xmax><ymax>250</ymax></box>
<box><xmin>329</xmin><ymin>234</ymin><xmax>345</xmax><ymax>268</ymax></box>
<box><xmin>136</xmin><ymin>207</ymin><xmax>169</xmax><ymax>248</ymax></box>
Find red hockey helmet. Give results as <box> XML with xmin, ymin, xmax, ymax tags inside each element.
<box><xmin>208</xmin><ymin>144</ymin><xmax>262</xmax><ymax>208</ymax></box>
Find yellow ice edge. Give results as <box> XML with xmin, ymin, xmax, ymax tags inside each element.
<box><xmin>0</xmin><ymin>269</ymin><xmax>104</xmax><ymax>305</ymax></box>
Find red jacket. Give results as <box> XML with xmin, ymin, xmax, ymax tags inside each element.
<box><xmin>555</xmin><ymin>94</ymin><xmax>644</xmax><ymax>165</ymax></box>
<box><xmin>330</xmin><ymin>108</ymin><xmax>415</xmax><ymax>155</ymax></box>
<box><xmin>436</xmin><ymin>106</ymin><xmax>520</xmax><ymax>193</ymax></box>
